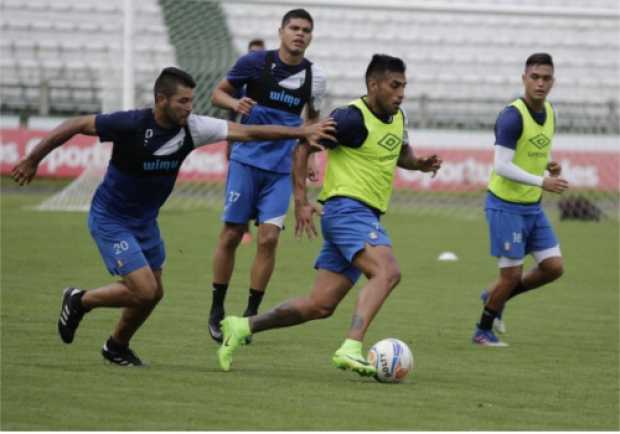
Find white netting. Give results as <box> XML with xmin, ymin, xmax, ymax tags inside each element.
<box><xmin>37</xmin><ymin>164</ymin><xmax>107</xmax><ymax>212</ymax></box>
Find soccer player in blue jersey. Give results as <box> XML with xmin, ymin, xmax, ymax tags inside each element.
<box><xmin>207</xmin><ymin>8</ymin><xmax>327</xmax><ymax>342</ymax></box>
<box><xmin>227</xmin><ymin>38</ymin><xmax>267</xmax><ymax>246</ymax></box>
<box><xmin>11</xmin><ymin>67</ymin><xmax>335</xmax><ymax>366</ymax></box>
<box><xmin>472</xmin><ymin>53</ymin><xmax>569</xmax><ymax>347</ymax></box>
<box><xmin>215</xmin><ymin>54</ymin><xmax>442</xmax><ymax>376</ymax></box>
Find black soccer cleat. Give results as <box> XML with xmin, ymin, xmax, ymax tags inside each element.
<box><xmin>208</xmin><ymin>308</ymin><xmax>224</xmax><ymax>343</ymax></box>
<box><xmin>102</xmin><ymin>343</ymin><xmax>145</xmax><ymax>367</ymax></box>
<box><xmin>57</xmin><ymin>287</ymin><xmax>86</xmax><ymax>344</ymax></box>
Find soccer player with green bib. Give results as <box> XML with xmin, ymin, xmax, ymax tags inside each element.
<box><xmin>216</xmin><ymin>54</ymin><xmax>442</xmax><ymax>376</ymax></box>
<box><xmin>473</xmin><ymin>53</ymin><xmax>569</xmax><ymax>347</ymax></box>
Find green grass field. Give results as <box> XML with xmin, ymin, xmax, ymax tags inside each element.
<box><xmin>1</xmin><ymin>188</ymin><xmax>618</xmax><ymax>430</ymax></box>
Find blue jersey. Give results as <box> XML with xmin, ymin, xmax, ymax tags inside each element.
<box><xmin>227</xmin><ymin>49</ymin><xmax>326</xmax><ymax>174</ymax></box>
<box><xmin>92</xmin><ymin>109</ymin><xmax>228</xmax><ymax>223</ymax></box>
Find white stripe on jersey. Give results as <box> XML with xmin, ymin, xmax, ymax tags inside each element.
<box><xmin>276</xmin><ymin>64</ymin><xmax>327</xmax><ymax>113</ymax></box>
<box><xmin>153</xmin><ymin>128</ymin><xmax>186</xmax><ymax>156</ymax></box>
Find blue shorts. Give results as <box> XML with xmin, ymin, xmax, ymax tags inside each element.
<box><xmin>88</xmin><ymin>212</ymin><xmax>165</xmax><ymax>276</ymax></box>
<box><xmin>486</xmin><ymin>209</ymin><xmax>558</xmax><ymax>259</ymax></box>
<box><xmin>223</xmin><ymin>160</ymin><xmax>291</xmax><ymax>227</ymax></box>
<box><xmin>314</xmin><ymin>197</ymin><xmax>392</xmax><ymax>285</ymax></box>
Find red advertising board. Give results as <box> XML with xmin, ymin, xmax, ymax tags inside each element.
<box><xmin>2</xmin><ymin>128</ymin><xmax>618</xmax><ymax>191</ymax></box>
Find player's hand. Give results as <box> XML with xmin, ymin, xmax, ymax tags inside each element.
<box><xmin>234</xmin><ymin>97</ymin><xmax>257</xmax><ymax>116</ymax></box>
<box><xmin>11</xmin><ymin>157</ymin><xmax>38</xmax><ymax>186</ymax></box>
<box><xmin>547</xmin><ymin>161</ymin><xmax>562</xmax><ymax>177</ymax></box>
<box><xmin>542</xmin><ymin>176</ymin><xmax>569</xmax><ymax>193</ymax></box>
<box><xmin>303</xmin><ymin>118</ymin><xmax>337</xmax><ymax>152</ymax></box>
<box><xmin>294</xmin><ymin>201</ymin><xmax>323</xmax><ymax>240</ymax></box>
<box><xmin>416</xmin><ymin>154</ymin><xmax>442</xmax><ymax>177</ymax></box>
<box><xmin>306</xmin><ymin>154</ymin><xmax>319</xmax><ymax>182</ymax></box>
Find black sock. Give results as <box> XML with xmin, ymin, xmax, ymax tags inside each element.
<box><xmin>211</xmin><ymin>283</ymin><xmax>228</xmax><ymax>314</ymax></box>
<box><xmin>478</xmin><ymin>307</ymin><xmax>499</xmax><ymax>330</ymax></box>
<box><xmin>244</xmin><ymin>289</ymin><xmax>264</xmax><ymax>316</ymax></box>
<box><xmin>507</xmin><ymin>281</ymin><xmax>531</xmax><ymax>301</ymax></box>
<box><xmin>106</xmin><ymin>336</ymin><xmax>128</xmax><ymax>352</ymax></box>
<box><xmin>70</xmin><ymin>290</ymin><xmax>89</xmax><ymax>313</ymax></box>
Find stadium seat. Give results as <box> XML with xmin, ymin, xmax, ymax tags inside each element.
<box><xmin>1</xmin><ymin>0</ymin><xmax>176</xmax><ymax>114</ymax></box>
<box><xmin>1</xmin><ymin>0</ymin><xmax>617</xmax><ymax>132</ymax></box>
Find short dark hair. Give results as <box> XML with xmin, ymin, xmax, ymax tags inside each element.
<box><xmin>248</xmin><ymin>38</ymin><xmax>265</xmax><ymax>51</ymax></box>
<box><xmin>153</xmin><ymin>67</ymin><xmax>196</xmax><ymax>101</ymax></box>
<box><xmin>525</xmin><ymin>53</ymin><xmax>554</xmax><ymax>70</ymax></box>
<box><xmin>365</xmin><ymin>54</ymin><xmax>406</xmax><ymax>86</ymax></box>
<box><xmin>281</xmin><ymin>8</ymin><xmax>313</xmax><ymax>30</ymax></box>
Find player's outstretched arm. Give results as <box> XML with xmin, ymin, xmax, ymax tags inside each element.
<box><xmin>226</xmin><ymin>117</ymin><xmax>336</xmax><ymax>148</ymax></box>
<box><xmin>12</xmin><ymin>115</ymin><xmax>97</xmax><ymax>185</ymax></box>
<box><xmin>397</xmin><ymin>144</ymin><xmax>442</xmax><ymax>177</ymax></box>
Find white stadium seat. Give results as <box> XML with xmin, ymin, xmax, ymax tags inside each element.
<box><xmin>1</xmin><ymin>0</ymin><xmax>617</xmax><ymax>132</ymax></box>
<box><xmin>1</xmin><ymin>0</ymin><xmax>175</xmax><ymax>112</ymax></box>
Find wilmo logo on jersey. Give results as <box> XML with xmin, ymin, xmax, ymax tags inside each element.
<box><xmin>269</xmin><ymin>89</ymin><xmax>301</xmax><ymax>108</ymax></box>
<box><xmin>143</xmin><ymin>159</ymin><xmax>180</xmax><ymax>172</ymax></box>
<box><xmin>529</xmin><ymin>133</ymin><xmax>550</xmax><ymax>150</ymax></box>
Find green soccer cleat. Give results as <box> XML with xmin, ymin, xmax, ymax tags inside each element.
<box><xmin>216</xmin><ymin>316</ymin><xmax>251</xmax><ymax>371</ymax></box>
<box><xmin>332</xmin><ymin>339</ymin><xmax>377</xmax><ymax>377</ymax></box>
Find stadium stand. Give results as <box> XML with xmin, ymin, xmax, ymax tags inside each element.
<box><xmin>222</xmin><ymin>0</ymin><xmax>619</xmax><ymax>133</ymax></box>
<box><xmin>1</xmin><ymin>0</ymin><xmax>618</xmax><ymax>133</ymax></box>
<box><xmin>1</xmin><ymin>0</ymin><xmax>175</xmax><ymax>114</ymax></box>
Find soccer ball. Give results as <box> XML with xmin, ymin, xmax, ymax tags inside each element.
<box><xmin>367</xmin><ymin>338</ymin><xmax>414</xmax><ymax>383</ymax></box>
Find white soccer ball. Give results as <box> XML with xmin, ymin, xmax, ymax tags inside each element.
<box><xmin>367</xmin><ymin>338</ymin><xmax>414</xmax><ymax>383</ymax></box>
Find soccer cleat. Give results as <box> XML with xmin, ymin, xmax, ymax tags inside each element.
<box><xmin>332</xmin><ymin>349</ymin><xmax>377</xmax><ymax>377</ymax></box>
<box><xmin>480</xmin><ymin>289</ymin><xmax>507</xmax><ymax>334</ymax></box>
<box><xmin>217</xmin><ymin>316</ymin><xmax>251</xmax><ymax>371</ymax></box>
<box><xmin>57</xmin><ymin>287</ymin><xmax>86</xmax><ymax>344</ymax></box>
<box><xmin>102</xmin><ymin>343</ymin><xmax>145</xmax><ymax>367</ymax></box>
<box><xmin>208</xmin><ymin>308</ymin><xmax>224</xmax><ymax>343</ymax></box>
<box><xmin>472</xmin><ymin>327</ymin><xmax>509</xmax><ymax>347</ymax></box>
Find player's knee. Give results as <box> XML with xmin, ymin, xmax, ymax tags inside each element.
<box><xmin>366</xmin><ymin>264</ymin><xmax>401</xmax><ymax>289</ymax></box>
<box><xmin>501</xmin><ymin>275</ymin><xmax>522</xmax><ymax>290</ymax></box>
<box><xmin>220</xmin><ymin>227</ymin><xmax>244</xmax><ymax>248</ymax></box>
<box><xmin>152</xmin><ymin>285</ymin><xmax>164</xmax><ymax>304</ymax></box>
<box><xmin>135</xmin><ymin>283</ymin><xmax>162</xmax><ymax>306</ymax></box>
<box><xmin>542</xmin><ymin>257</ymin><xmax>564</xmax><ymax>281</ymax></box>
<box><xmin>257</xmin><ymin>231</ymin><xmax>279</xmax><ymax>252</ymax></box>
<box><xmin>313</xmin><ymin>302</ymin><xmax>336</xmax><ymax>319</ymax></box>
<box><xmin>382</xmin><ymin>264</ymin><xmax>402</xmax><ymax>290</ymax></box>
<box><xmin>389</xmin><ymin>268</ymin><xmax>402</xmax><ymax>289</ymax></box>
<box><xmin>304</xmin><ymin>295</ymin><xmax>337</xmax><ymax>319</ymax></box>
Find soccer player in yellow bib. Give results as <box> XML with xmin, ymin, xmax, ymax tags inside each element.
<box><xmin>473</xmin><ymin>53</ymin><xmax>569</xmax><ymax>347</ymax></box>
<box><xmin>216</xmin><ymin>54</ymin><xmax>442</xmax><ymax>376</ymax></box>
